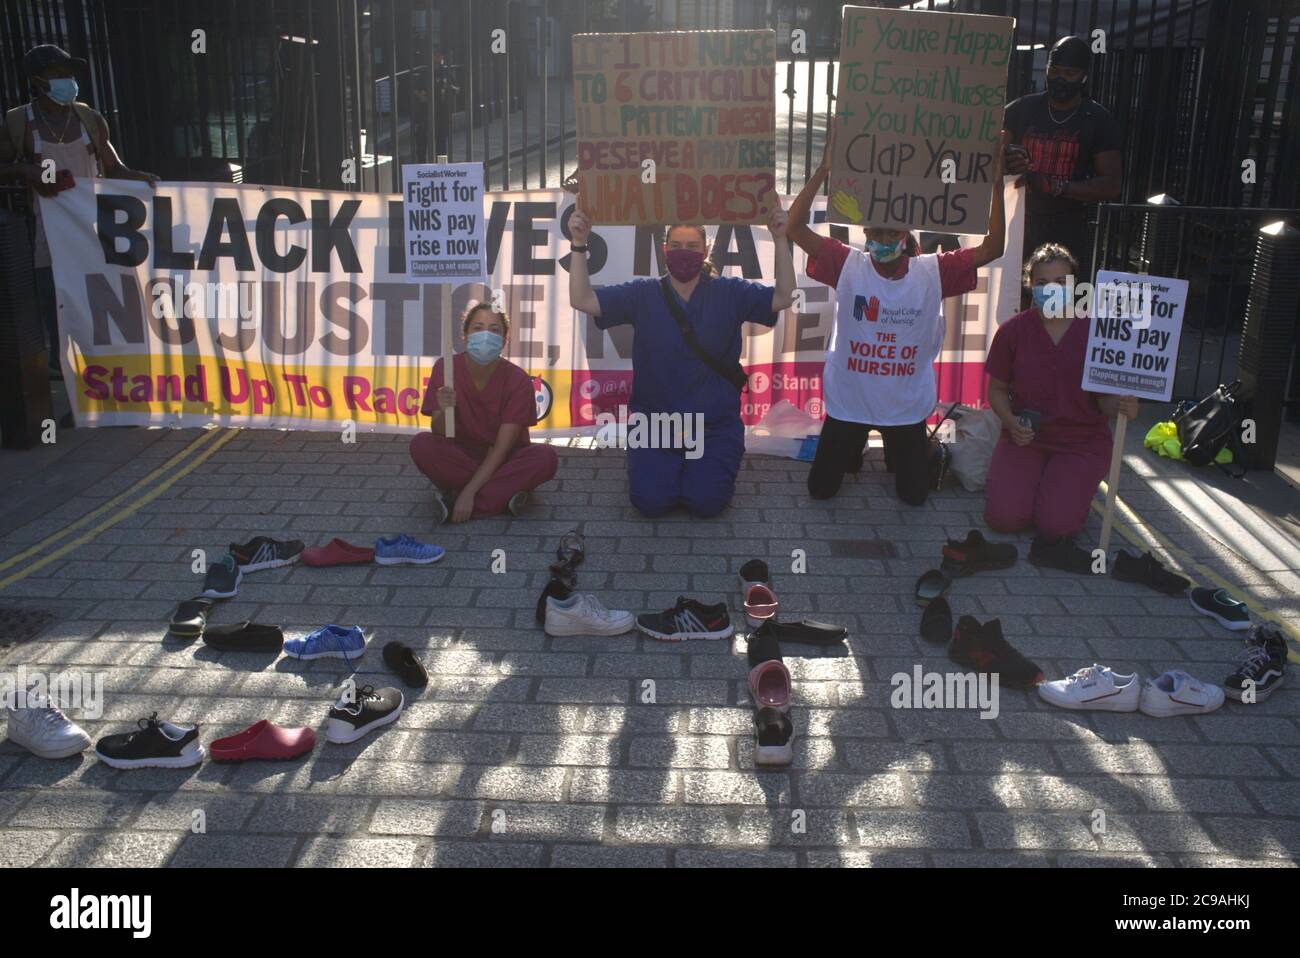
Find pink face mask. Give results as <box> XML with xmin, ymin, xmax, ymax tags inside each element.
<box><xmin>665</xmin><ymin>248</ymin><xmax>705</xmax><ymax>282</ymax></box>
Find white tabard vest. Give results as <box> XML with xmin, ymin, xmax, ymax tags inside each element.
<box><xmin>824</xmin><ymin>248</ymin><xmax>945</xmax><ymax>427</ymax></box>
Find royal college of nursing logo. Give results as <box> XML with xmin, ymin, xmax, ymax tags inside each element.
<box><xmin>853</xmin><ymin>295</ymin><xmax>881</xmax><ymax>323</ymax></box>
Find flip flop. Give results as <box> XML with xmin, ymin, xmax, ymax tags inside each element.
<box><xmin>202</xmin><ymin>622</ymin><xmax>284</xmax><ymax>653</ymax></box>
<box><xmin>753</xmin><ymin>706</ymin><xmax>794</xmax><ymax>767</ymax></box>
<box><xmin>749</xmin><ymin>659</ymin><xmax>791</xmax><ymax>711</ymax></box>
<box><xmin>743</xmin><ymin>583</ymin><xmax>779</xmax><ymax>627</ymax></box>
<box><xmin>920</xmin><ymin>596</ymin><xmax>953</xmax><ymax>645</ymax></box>
<box><xmin>914</xmin><ymin>569</ymin><xmax>951</xmax><ymax>607</ymax></box>
<box><xmin>168</xmin><ymin>597</ymin><xmax>215</xmax><ymax>638</ymax></box>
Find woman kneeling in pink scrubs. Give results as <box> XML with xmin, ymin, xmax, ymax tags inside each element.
<box><xmin>983</xmin><ymin>244</ymin><xmax>1138</xmax><ymax>571</ymax></box>
<box><xmin>409</xmin><ymin>303</ymin><xmax>558</xmax><ymax>524</ymax></box>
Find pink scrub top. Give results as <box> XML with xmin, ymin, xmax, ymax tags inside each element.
<box><xmin>984</xmin><ymin>307</ymin><xmax>1111</xmax><ymax>447</ymax></box>
<box><xmin>419</xmin><ymin>353</ymin><xmax>538</xmax><ymax>452</ymax></box>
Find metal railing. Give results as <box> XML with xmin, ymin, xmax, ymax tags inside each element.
<box><xmin>1093</xmin><ymin>201</ymin><xmax>1299</xmax><ymax>401</ymax></box>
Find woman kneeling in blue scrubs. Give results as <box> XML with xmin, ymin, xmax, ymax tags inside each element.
<box><xmin>568</xmin><ymin>208</ymin><xmax>796</xmax><ymax>518</ymax></box>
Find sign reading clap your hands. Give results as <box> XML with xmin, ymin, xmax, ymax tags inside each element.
<box><xmin>830</xmin><ymin>6</ymin><xmax>1014</xmax><ymax>234</ymax></box>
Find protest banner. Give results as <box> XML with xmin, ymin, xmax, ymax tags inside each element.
<box><xmin>1084</xmin><ymin>270</ymin><xmax>1190</xmax><ymax>552</ymax></box>
<box><xmin>39</xmin><ymin>178</ymin><xmax>1022</xmax><ymax>435</ymax></box>
<box><xmin>401</xmin><ymin>158</ymin><xmax>484</xmax><ymax>436</ymax></box>
<box><xmin>831</xmin><ymin>5</ymin><xmax>1014</xmax><ymax>234</ymax></box>
<box><xmin>572</xmin><ymin>29</ymin><xmax>778</xmax><ymax>225</ymax></box>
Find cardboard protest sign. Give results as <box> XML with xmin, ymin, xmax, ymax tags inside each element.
<box><xmin>400</xmin><ymin>162</ymin><xmax>486</xmax><ymax>279</ymax></box>
<box><xmin>1083</xmin><ymin>271</ymin><xmax>1189</xmax><ymax>402</ymax></box>
<box><xmin>831</xmin><ymin>6</ymin><xmax>1014</xmax><ymax>234</ymax></box>
<box><xmin>572</xmin><ymin>30</ymin><xmax>778</xmax><ymax>225</ymax></box>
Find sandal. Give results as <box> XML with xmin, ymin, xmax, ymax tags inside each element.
<box><xmin>914</xmin><ymin>569</ymin><xmax>951</xmax><ymax>607</ymax></box>
<box><xmin>749</xmin><ymin>659</ymin><xmax>791</xmax><ymax>711</ymax></box>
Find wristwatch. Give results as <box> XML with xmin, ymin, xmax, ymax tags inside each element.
<box><xmin>571</xmin><ymin>243</ymin><xmax>590</xmax><ymax>253</ymax></box>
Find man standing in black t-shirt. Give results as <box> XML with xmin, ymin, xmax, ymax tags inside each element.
<box><xmin>1004</xmin><ymin>35</ymin><xmax>1123</xmax><ymax>281</ymax></box>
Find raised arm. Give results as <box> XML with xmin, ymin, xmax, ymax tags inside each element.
<box><xmin>970</xmin><ymin>132</ymin><xmax>1007</xmax><ymax>269</ymax></box>
<box><xmin>767</xmin><ymin>206</ymin><xmax>796</xmax><ymax>311</ymax></box>
<box><xmin>567</xmin><ymin>207</ymin><xmax>602</xmax><ymax>317</ymax></box>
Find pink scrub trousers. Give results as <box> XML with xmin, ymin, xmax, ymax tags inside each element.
<box><xmin>981</xmin><ymin>307</ymin><xmax>1114</xmax><ymax>540</ymax></box>
<box><xmin>409</xmin><ymin>434</ymin><xmax>557</xmax><ymax>518</ymax></box>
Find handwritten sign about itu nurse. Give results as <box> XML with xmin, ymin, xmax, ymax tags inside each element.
<box><xmin>572</xmin><ymin>29</ymin><xmax>778</xmax><ymax>226</ymax></box>
<box><xmin>401</xmin><ymin>162</ymin><xmax>486</xmax><ymax>279</ymax></box>
<box><xmin>831</xmin><ymin>6</ymin><xmax>1014</xmax><ymax>234</ymax></box>
<box><xmin>1082</xmin><ymin>271</ymin><xmax>1189</xmax><ymax>402</ymax></box>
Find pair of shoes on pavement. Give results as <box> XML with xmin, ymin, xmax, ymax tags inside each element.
<box><xmin>1038</xmin><ymin>664</ymin><xmax>1226</xmax><ymax>716</ymax></box>
<box><xmin>431</xmin><ymin>488</ymin><xmax>532</xmax><ymax>525</ymax></box>
<box><xmin>4</xmin><ymin>692</ymin><xmax>205</xmax><ymax>768</ymax></box>
<box><xmin>747</xmin><ymin>626</ymin><xmax>794</xmax><ymax>768</ymax></box>
<box><xmin>949</xmin><ymin>616</ymin><xmax>1044</xmax><ymax>690</ymax></box>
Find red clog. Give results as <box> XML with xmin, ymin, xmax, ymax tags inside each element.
<box><xmin>301</xmin><ymin>538</ymin><xmax>375</xmax><ymax>567</ymax></box>
<box><xmin>209</xmin><ymin>720</ymin><xmax>316</xmax><ymax>762</ymax></box>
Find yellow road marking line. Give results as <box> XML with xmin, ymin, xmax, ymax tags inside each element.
<box><xmin>0</xmin><ymin>427</ymin><xmax>225</xmax><ymax>575</ymax></box>
<box><xmin>1094</xmin><ymin>485</ymin><xmax>1300</xmax><ymax>663</ymax></box>
<box><xmin>0</xmin><ymin>428</ymin><xmax>240</xmax><ymax>592</ymax></box>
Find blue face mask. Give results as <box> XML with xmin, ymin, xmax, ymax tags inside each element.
<box><xmin>1032</xmin><ymin>283</ymin><xmax>1065</xmax><ymax>313</ymax></box>
<box><xmin>44</xmin><ymin>77</ymin><xmax>78</xmax><ymax>106</ymax></box>
<box><xmin>466</xmin><ymin>330</ymin><xmax>504</xmax><ymax>364</ymax></box>
<box><xmin>866</xmin><ymin>239</ymin><xmax>904</xmax><ymax>263</ymax></box>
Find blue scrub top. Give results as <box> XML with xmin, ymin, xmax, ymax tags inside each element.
<box><xmin>594</xmin><ymin>274</ymin><xmax>778</xmax><ymax>425</ymax></box>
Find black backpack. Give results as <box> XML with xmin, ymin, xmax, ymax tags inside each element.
<box><xmin>1172</xmin><ymin>380</ymin><xmax>1246</xmax><ymax>475</ymax></box>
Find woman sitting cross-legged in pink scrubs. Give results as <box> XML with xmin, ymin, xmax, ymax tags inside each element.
<box><xmin>983</xmin><ymin>243</ymin><xmax>1138</xmax><ymax>571</ymax></box>
<box><xmin>409</xmin><ymin>303</ymin><xmax>558</xmax><ymax>524</ymax></box>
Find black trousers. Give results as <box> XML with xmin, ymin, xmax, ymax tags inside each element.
<box><xmin>808</xmin><ymin>414</ymin><xmax>930</xmax><ymax>506</ymax></box>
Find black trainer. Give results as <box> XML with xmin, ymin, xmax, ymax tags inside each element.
<box><xmin>325</xmin><ymin>685</ymin><xmax>405</xmax><ymax>744</ymax></box>
<box><xmin>948</xmin><ymin>616</ymin><xmax>1044</xmax><ymax>690</ymax></box>
<box><xmin>1189</xmin><ymin>587</ymin><xmax>1251</xmax><ymax>631</ymax></box>
<box><xmin>637</xmin><ymin>596</ymin><xmax>733</xmax><ymax>642</ymax></box>
<box><xmin>1112</xmin><ymin>550</ymin><xmax>1190</xmax><ymax>595</ymax></box>
<box><xmin>229</xmin><ymin>536</ymin><xmax>304</xmax><ymax>572</ymax></box>
<box><xmin>201</xmin><ymin>553</ymin><xmax>242</xmax><ymax>599</ymax></box>
<box><xmin>941</xmin><ymin>529</ymin><xmax>1018</xmax><ymax>575</ymax></box>
<box><xmin>1223</xmin><ymin>626</ymin><xmax>1287</xmax><ymax>702</ymax></box>
<box><xmin>1028</xmin><ymin>535</ymin><xmax>1094</xmax><ymax>575</ymax></box>
<box><xmin>94</xmin><ymin>713</ymin><xmax>205</xmax><ymax>769</ymax></box>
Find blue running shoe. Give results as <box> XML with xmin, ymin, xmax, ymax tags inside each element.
<box><xmin>283</xmin><ymin>625</ymin><xmax>367</xmax><ymax>661</ymax></box>
<box><xmin>374</xmin><ymin>534</ymin><xmax>445</xmax><ymax>566</ymax></box>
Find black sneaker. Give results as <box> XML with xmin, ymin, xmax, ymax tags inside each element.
<box><xmin>94</xmin><ymin>713</ymin><xmax>205</xmax><ymax>769</ymax></box>
<box><xmin>229</xmin><ymin>536</ymin><xmax>304</xmax><ymax>572</ymax></box>
<box><xmin>1112</xmin><ymin>550</ymin><xmax>1190</xmax><ymax>595</ymax></box>
<box><xmin>325</xmin><ymin>685</ymin><xmax>405</xmax><ymax>744</ymax></box>
<box><xmin>201</xmin><ymin>553</ymin><xmax>242</xmax><ymax>599</ymax></box>
<box><xmin>1224</xmin><ymin>627</ymin><xmax>1287</xmax><ymax>702</ymax></box>
<box><xmin>1189</xmin><ymin>587</ymin><xmax>1251</xmax><ymax>631</ymax></box>
<box><xmin>1028</xmin><ymin>536</ymin><xmax>1094</xmax><ymax>575</ymax></box>
<box><xmin>941</xmin><ymin>529</ymin><xmax>1018</xmax><ymax>575</ymax></box>
<box><xmin>637</xmin><ymin>596</ymin><xmax>733</xmax><ymax>642</ymax></box>
<box><xmin>948</xmin><ymin>616</ymin><xmax>1044</xmax><ymax>690</ymax></box>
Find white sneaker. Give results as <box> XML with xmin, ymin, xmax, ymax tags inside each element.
<box><xmin>545</xmin><ymin>593</ymin><xmax>634</xmax><ymax>637</ymax></box>
<box><xmin>1037</xmin><ymin>664</ymin><xmax>1140</xmax><ymax>711</ymax></box>
<box><xmin>1139</xmin><ymin>670</ymin><xmax>1225</xmax><ymax>717</ymax></box>
<box><xmin>6</xmin><ymin>694</ymin><xmax>93</xmax><ymax>759</ymax></box>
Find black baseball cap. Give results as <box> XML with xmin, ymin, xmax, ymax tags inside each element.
<box><xmin>1047</xmin><ymin>36</ymin><xmax>1091</xmax><ymax>72</ymax></box>
<box><xmin>23</xmin><ymin>44</ymin><xmax>86</xmax><ymax>78</ymax></box>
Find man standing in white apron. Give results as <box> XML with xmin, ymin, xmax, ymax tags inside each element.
<box><xmin>0</xmin><ymin>44</ymin><xmax>158</xmax><ymax>381</ymax></box>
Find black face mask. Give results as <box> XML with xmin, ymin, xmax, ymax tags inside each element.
<box><xmin>1048</xmin><ymin>75</ymin><xmax>1085</xmax><ymax>103</ymax></box>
